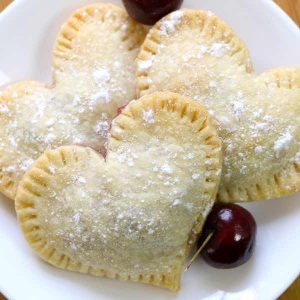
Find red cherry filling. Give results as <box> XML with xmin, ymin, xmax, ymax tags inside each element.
<box><xmin>122</xmin><ymin>0</ymin><xmax>183</xmax><ymax>25</ymax></box>
<box><xmin>108</xmin><ymin>104</ymin><xmax>128</xmax><ymax>132</ymax></box>
<box><xmin>199</xmin><ymin>203</ymin><xmax>257</xmax><ymax>269</ymax></box>
<box><xmin>117</xmin><ymin>105</ymin><xmax>127</xmax><ymax>116</ymax></box>
<box><xmin>76</xmin><ymin>105</ymin><xmax>129</xmax><ymax>160</ymax></box>
<box><xmin>98</xmin><ymin>147</ymin><xmax>107</xmax><ymax>159</ymax></box>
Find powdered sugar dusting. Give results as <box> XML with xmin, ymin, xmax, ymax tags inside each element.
<box><xmin>160</xmin><ymin>163</ymin><xmax>173</xmax><ymax>174</ymax></box>
<box><xmin>201</xmin><ymin>202</ymin><xmax>213</xmax><ymax>218</ymax></box>
<box><xmin>138</xmin><ymin>10</ymin><xmax>300</xmax><ymax>200</ymax></box>
<box><xmin>184</xmin><ymin>42</ymin><xmax>231</xmax><ymax>60</ymax></box>
<box><xmin>48</xmin><ymin>164</ymin><xmax>56</xmax><ymax>175</ymax></box>
<box><xmin>230</xmin><ymin>97</ymin><xmax>245</xmax><ymax>120</ymax></box>
<box><xmin>210</xmin><ymin>42</ymin><xmax>230</xmax><ymax>57</ymax></box>
<box><xmin>90</xmin><ymin>89</ymin><xmax>111</xmax><ymax>104</ymax></box>
<box><xmin>255</xmin><ymin>146</ymin><xmax>263</xmax><ymax>154</ymax></box>
<box><xmin>0</xmin><ymin>103</ymin><xmax>9</xmax><ymax>114</ymax></box>
<box><xmin>94</xmin><ymin>114</ymin><xmax>110</xmax><ymax>138</ymax></box>
<box><xmin>138</xmin><ymin>56</ymin><xmax>154</xmax><ymax>72</ymax></box>
<box><xmin>93</xmin><ymin>68</ymin><xmax>111</xmax><ymax>85</ymax></box>
<box><xmin>209</xmin><ymin>81</ymin><xmax>217</xmax><ymax>88</ymax></box>
<box><xmin>4</xmin><ymin>165</ymin><xmax>16</xmax><ymax>173</ymax></box>
<box><xmin>274</xmin><ymin>131</ymin><xmax>293</xmax><ymax>158</ymax></box>
<box><xmin>8</xmin><ymin>136</ymin><xmax>17</xmax><ymax>148</ymax></box>
<box><xmin>20</xmin><ymin>158</ymin><xmax>34</xmax><ymax>171</ymax></box>
<box><xmin>143</xmin><ymin>110</ymin><xmax>155</xmax><ymax>124</ymax></box>
<box><xmin>160</xmin><ymin>11</ymin><xmax>184</xmax><ymax>36</ymax></box>
<box><xmin>0</xmin><ymin>5</ymin><xmax>146</xmax><ymax>204</ymax></box>
<box><xmin>192</xmin><ymin>173</ymin><xmax>201</xmax><ymax>180</ymax></box>
<box><xmin>34</xmin><ymin>92</ymin><xmax>219</xmax><ymax>276</ymax></box>
<box><xmin>173</xmin><ymin>199</ymin><xmax>182</xmax><ymax>206</ymax></box>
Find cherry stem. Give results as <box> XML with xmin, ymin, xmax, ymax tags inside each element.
<box><xmin>184</xmin><ymin>231</ymin><xmax>214</xmax><ymax>272</ymax></box>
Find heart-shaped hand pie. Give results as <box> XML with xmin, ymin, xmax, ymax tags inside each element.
<box><xmin>0</xmin><ymin>3</ymin><xmax>146</xmax><ymax>200</ymax></box>
<box><xmin>137</xmin><ymin>10</ymin><xmax>300</xmax><ymax>202</ymax></box>
<box><xmin>16</xmin><ymin>92</ymin><xmax>222</xmax><ymax>291</ymax></box>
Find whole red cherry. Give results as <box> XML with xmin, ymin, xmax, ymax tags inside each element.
<box><xmin>122</xmin><ymin>0</ymin><xmax>184</xmax><ymax>25</ymax></box>
<box><xmin>200</xmin><ymin>203</ymin><xmax>257</xmax><ymax>269</ymax></box>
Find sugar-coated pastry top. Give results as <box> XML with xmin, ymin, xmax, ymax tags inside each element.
<box><xmin>0</xmin><ymin>3</ymin><xmax>146</xmax><ymax>200</ymax></box>
<box><xmin>16</xmin><ymin>92</ymin><xmax>222</xmax><ymax>291</ymax></box>
<box><xmin>137</xmin><ymin>9</ymin><xmax>300</xmax><ymax>202</ymax></box>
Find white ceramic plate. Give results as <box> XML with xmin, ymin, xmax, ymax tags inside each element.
<box><xmin>0</xmin><ymin>0</ymin><xmax>299</xmax><ymax>299</ymax></box>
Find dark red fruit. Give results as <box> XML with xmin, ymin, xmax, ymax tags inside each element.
<box><xmin>200</xmin><ymin>203</ymin><xmax>257</xmax><ymax>269</ymax></box>
<box><xmin>108</xmin><ymin>105</ymin><xmax>128</xmax><ymax>132</ymax></box>
<box><xmin>117</xmin><ymin>105</ymin><xmax>127</xmax><ymax>116</ymax></box>
<box><xmin>122</xmin><ymin>0</ymin><xmax>184</xmax><ymax>25</ymax></box>
<box><xmin>98</xmin><ymin>147</ymin><xmax>107</xmax><ymax>159</ymax></box>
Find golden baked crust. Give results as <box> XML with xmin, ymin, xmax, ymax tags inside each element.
<box><xmin>0</xmin><ymin>3</ymin><xmax>147</xmax><ymax>200</ymax></box>
<box><xmin>15</xmin><ymin>92</ymin><xmax>222</xmax><ymax>291</ymax></box>
<box><xmin>136</xmin><ymin>9</ymin><xmax>300</xmax><ymax>202</ymax></box>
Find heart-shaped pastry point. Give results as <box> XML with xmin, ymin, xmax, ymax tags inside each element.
<box><xmin>137</xmin><ymin>9</ymin><xmax>300</xmax><ymax>202</ymax></box>
<box><xmin>16</xmin><ymin>92</ymin><xmax>222</xmax><ymax>291</ymax></box>
<box><xmin>0</xmin><ymin>3</ymin><xmax>146</xmax><ymax>200</ymax></box>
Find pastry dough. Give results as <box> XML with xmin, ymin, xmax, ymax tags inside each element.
<box><xmin>0</xmin><ymin>3</ymin><xmax>146</xmax><ymax>200</ymax></box>
<box><xmin>137</xmin><ymin>9</ymin><xmax>300</xmax><ymax>202</ymax></box>
<box><xmin>15</xmin><ymin>92</ymin><xmax>222</xmax><ymax>291</ymax></box>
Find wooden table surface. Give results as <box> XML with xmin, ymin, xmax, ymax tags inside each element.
<box><xmin>0</xmin><ymin>0</ymin><xmax>299</xmax><ymax>299</ymax></box>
